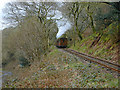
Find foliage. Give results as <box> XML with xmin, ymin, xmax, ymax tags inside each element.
<box><xmin>70</xmin><ymin>21</ymin><xmax>119</xmax><ymax>63</ymax></box>
<box><xmin>3</xmin><ymin>48</ymin><xmax>118</xmax><ymax>88</ymax></box>
<box><xmin>60</xmin><ymin>2</ymin><xmax>89</xmax><ymax>41</ymax></box>
<box><xmin>94</xmin><ymin>3</ymin><xmax>119</xmax><ymax>33</ymax></box>
<box><xmin>60</xmin><ymin>2</ymin><xmax>119</xmax><ymax>46</ymax></box>
<box><xmin>104</xmin><ymin>21</ymin><xmax>119</xmax><ymax>43</ymax></box>
<box><xmin>2</xmin><ymin>16</ymin><xmax>58</xmax><ymax>66</ymax></box>
<box><xmin>2</xmin><ymin>2</ymin><xmax>119</xmax><ymax>88</ymax></box>
<box><xmin>2</xmin><ymin>2</ymin><xmax>59</xmax><ymax>66</ymax></box>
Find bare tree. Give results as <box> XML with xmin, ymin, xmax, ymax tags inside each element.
<box><xmin>2</xmin><ymin>2</ymin><xmax>59</xmax><ymax>65</ymax></box>
<box><xmin>59</xmin><ymin>2</ymin><xmax>91</xmax><ymax>46</ymax></box>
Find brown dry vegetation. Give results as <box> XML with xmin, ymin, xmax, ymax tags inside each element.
<box><xmin>71</xmin><ymin>35</ymin><xmax>119</xmax><ymax>64</ymax></box>
<box><xmin>70</xmin><ymin>22</ymin><xmax>119</xmax><ymax>65</ymax></box>
<box><xmin>2</xmin><ymin>48</ymin><xmax>119</xmax><ymax>88</ymax></box>
<box><xmin>2</xmin><ymin>2</ymin><xmax>119</xmax><ymax>88</ymax></box>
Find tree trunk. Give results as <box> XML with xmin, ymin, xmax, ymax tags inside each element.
<box><xmin>90</xmin><ymin>33</ymin><xmax>102</xmax><ymax>48</ymax></box>
<box><xmin>73</xmin><ymin>27</ymin><xmax>76</xmax><ymax>47</ymax></box>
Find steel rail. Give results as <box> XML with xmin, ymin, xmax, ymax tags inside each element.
<box><xmin>63</xmin><ymin>48</ymin><xmax>120</xmax><ymax>73</ymax></box>
<box><xmin>68</xmin><ymin>48</ymin><xmax>120</xmax><ymax>67</ymax></box>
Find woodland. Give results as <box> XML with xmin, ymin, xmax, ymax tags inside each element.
<box><xmin>2</xmin><ymin>1</ymin><xmax>120</xmax><ymax>88</ymax></box>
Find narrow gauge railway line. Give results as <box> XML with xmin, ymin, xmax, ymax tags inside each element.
<box><xmin>63</xmin><ymin>48</ymin><xmax>120</xmax><ymax>74</ymax></box>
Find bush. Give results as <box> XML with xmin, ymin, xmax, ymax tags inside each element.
<box><xmin>19</xmin><ymin>56</ymin><xmax>29</xmax><ymax>67</ymax></box>
<box><xmin>15</xmin><ymin>50</ymin><xmax>30</xmax><ymax>67</ymax></box>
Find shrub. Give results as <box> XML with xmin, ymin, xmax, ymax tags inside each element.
<box><xmin>19</xmin><ymin>56</ymin><xmax>29</xmax><ymax>67</ymax></box>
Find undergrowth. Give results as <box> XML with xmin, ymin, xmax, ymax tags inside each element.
<box><xmin>70</xmin><ymin>30</ymin><xmax>119</xmax><ymax>64</ymax></box>
<box><xmin>2</xmin><ymin>47</ymin><xmax>119</xmax><ymax>88</ymax></box>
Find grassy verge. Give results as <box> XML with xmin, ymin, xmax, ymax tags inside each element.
<box><xmin>70</xmin><ymin>32</ymin><xmax>119</xmax><ymax>64</ymax></box>
<box><xmin>2</xmin><ymin>47</ymin><xmax>119</xmax><ymax>88</ymax></box>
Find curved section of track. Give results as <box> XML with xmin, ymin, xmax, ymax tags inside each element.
<box><xmin>63</xmin><ymin>48</ymin><xmax>120</xmax><ymax>73</ymax></box>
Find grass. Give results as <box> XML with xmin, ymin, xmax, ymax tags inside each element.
<box><xmin>2</xmin><ymin>47</ymin><xmax>119</xmax><ymax>88</ymax></box>
<box><xmin>70</xmin><ymin>31</ymin><xmax>119</xmax><ymax>64</ymax></box>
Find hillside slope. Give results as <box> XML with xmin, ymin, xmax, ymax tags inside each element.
<box><xmin>2</xmin><ymin>47</ymin><xmax>118</xmax><ymax>88</ymax></box>
<box><xmin>70</xmin><ymin>22</ymin><xmax>119</xmax><ymax>64</ymax></box>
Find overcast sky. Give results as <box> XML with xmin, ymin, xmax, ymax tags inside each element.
<box><xmin>0</xmin><ymin>0</ymin><xmax>10</xmax><ymax>30</ymax></box>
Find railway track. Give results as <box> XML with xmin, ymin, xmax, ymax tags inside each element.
<box><xmin>63</xmin><ymin>48</ymin><xmax>120</xmax><ymax>74</ymax></box>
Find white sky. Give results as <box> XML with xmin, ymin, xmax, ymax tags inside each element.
<box><xmin>0</xmin><ymin>0</ymin><xmax>10</xmax><ymax>30</ymax></box>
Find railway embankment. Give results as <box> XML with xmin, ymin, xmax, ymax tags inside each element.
<box><xmin>70</xmin><ymin>31</ymin><xmax>119</xmax><ymax>65</ymax></box>
<box><xmin>2</xmin><ymin>47</ymin><xmax>119</xmax><ymax>88</ymax></box>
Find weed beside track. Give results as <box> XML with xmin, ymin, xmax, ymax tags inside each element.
<box><xmin>2</xmin><ymin>48</ymin><xmax>119</xmax><ymax>88</ymax></box>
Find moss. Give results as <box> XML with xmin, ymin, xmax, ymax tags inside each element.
<box><xmin>70</xmin><ymin>23</ymin><xmax>118</xmax><ymax>62</ymax></box>
<box><xmin>3</xmin><ymin>37</ymin><xmax>118</xmax><ymax>88</ymax></box>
